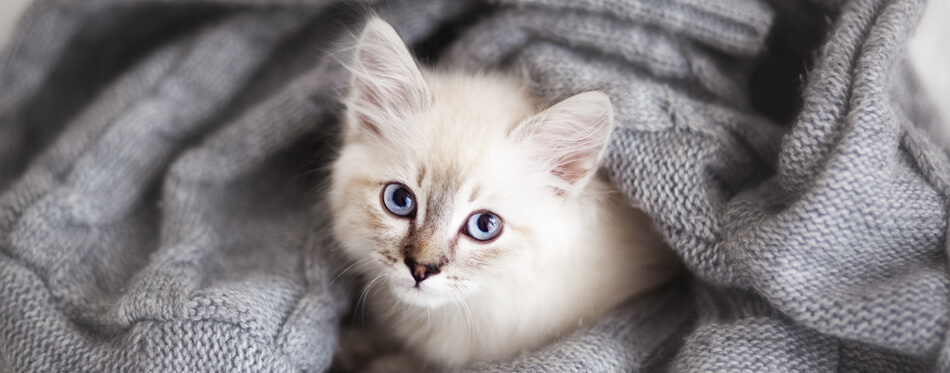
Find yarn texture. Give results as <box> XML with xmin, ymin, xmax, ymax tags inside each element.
<box><xmin>0</xmin><ymin>0</ymin><xmax>947</xmax><ymax>371</ymax></box>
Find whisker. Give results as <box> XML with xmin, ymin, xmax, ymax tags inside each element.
<box><xmin>458</xmin><ymin>291</ymin><xmax>476</xmax><ymax>343</ymax></box>
<box><xmin>426</xmin><ymin>304</ymin><xmax>432</xmax><ymax>331</ymax></box>
<box><xmin>354</xmin><ymin>274</ymin><xmax>384</xmax><ymax>326</ymax></box>
<box><xmin>382</xmin><ymin>296</ymin><xmax>401</xmax><ymax>318</ymax></box>
<box><xmin>450</xmin><ymin>282</ymin><xmax>476</xmax><ymax>343</ymax></box>
<box><xmin>329</xmin><ymin>258</ymin><xmax>369</xmax><ymax>286</ymax></box>
<box><xmin>449</xmin><ymin>295</ymin><xmax>464</xmax><ymax>337</ymax></box>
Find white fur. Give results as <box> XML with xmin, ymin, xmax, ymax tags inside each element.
<box><xmin>329</xmin><ymin>17</ymin><xmax>678</xmax><ymax>366</ymax></box>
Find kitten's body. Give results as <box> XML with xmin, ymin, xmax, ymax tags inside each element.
<box><xmin>330</xmin><ymin>18</ymin><xmax>677</xmax><ymax>366</ymax></box>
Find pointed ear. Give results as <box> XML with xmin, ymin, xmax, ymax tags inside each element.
<box><xmin>347</xmin><ymin>17</ymin><xmax>431</xmax><ymax>139</ymax></box>
<box><xmin>513</xmin><ymin>91</ymin><xmax>614</xmax><ymax>192</ymax></box>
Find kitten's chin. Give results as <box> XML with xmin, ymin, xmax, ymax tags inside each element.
<box><xmin>388</xmin><ymin>280</ymin><xmax>451</xmax><ymax>309</ymax></box>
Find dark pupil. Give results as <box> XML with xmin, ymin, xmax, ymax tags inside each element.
<box><xmin>476</xmin><ymin>214</ymin><xmax>495</xmax><ymax>232</ymax></box>
<box><xmin>393</xmin><ymin>188</ymin><xmax>410</xmax><ymax>207</ymax></box>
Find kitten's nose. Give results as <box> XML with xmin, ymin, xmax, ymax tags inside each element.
<box><xmin>405</xmin><ymin>257</ymin><xmax>440</xmax><ymax>283</ymax></box>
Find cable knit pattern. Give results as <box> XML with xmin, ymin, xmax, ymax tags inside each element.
<box><xmin>0</xmin><ymin>0</ymin><xmax>946</xmax><ymax>371</ymax></box>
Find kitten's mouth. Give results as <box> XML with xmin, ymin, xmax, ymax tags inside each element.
<box><xmin>389</xmin><ymin>279</ymin><xmax>450</xmax><ymax>308</ymax></box>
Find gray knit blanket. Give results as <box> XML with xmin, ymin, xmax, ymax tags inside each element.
<box><xmin>1</xmin><ymin>0</ymin><xmax>948</xmax><ymax>371</ymax></box>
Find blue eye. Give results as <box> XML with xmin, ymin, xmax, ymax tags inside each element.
<box><xmin>465</xmin><ymin>212</ymin><xmax>503</xmax><ymax>242</ymax></box>
<box><xmin>382</xmin><ymin>183</ymin><xmax>416</xmax><ymax>217</ymax></box>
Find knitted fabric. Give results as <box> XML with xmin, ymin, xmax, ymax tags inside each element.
<box><xmin>0</xmin><ymin>0</ymin><xmax>947</xmax><ymax>371</ymax></box>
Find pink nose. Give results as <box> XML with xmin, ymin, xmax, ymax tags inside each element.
<box><xmin>405</xmin><ymin>257</ymin><xmax>440</xmax><ymax>283</ymax></box>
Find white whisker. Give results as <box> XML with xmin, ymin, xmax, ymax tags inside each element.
<box><xmin>354</xmin><ymin>274</ymin><xmax>384</xmax><ymax>326</ymax></box>
<box><xmin>426</xmin><ymin>304</ymin><xmax>432</xmax><ymax>331</ymax></box>
<box><xmin>452</xmin><ymin>285</ymin><xmax>476</xmax><ymax>343</ymax></box>
<box><xmin>329</xmin><ymin>258</ymin><xmax>369</xmax><ymax>286</ymax></box>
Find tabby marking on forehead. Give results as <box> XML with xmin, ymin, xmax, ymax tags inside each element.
<box><xmin>416</xmin><ymin>165</ymin><xmax>426</xmax><ymax>187</ymax></box>
<box><xmin>469</xmin><ymin>185</ymin><xmax>481</xmax><ymax>203</ymax></box>
<box><xmin>423</xmin><ymin>173</ymin><xmax>459</xmax><ymax>228</ymax></box>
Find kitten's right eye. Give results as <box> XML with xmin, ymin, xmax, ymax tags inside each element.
<box><xmin>382</xmin><ymin>183</ymin><xmax>416</xmax><ymax>217</ymax></box>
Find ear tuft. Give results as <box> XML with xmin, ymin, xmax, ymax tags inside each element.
<box><xmin>347</xmin><ymin>17</ymin><xmax>431</xmax><ymax>140</ymax></box>
<box><xmin>514</xmin><ymin>91</ymin><xmax>615</xmax><ymax>192</ymax></box>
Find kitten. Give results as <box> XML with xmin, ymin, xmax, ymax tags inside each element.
<box><xmin>329</xmin><ymin>17</ymin><xmax>678</xmax><ymax>367</ymax></box>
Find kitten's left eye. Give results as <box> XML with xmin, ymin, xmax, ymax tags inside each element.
<box><xmin>382</xmin><ymin>183</ymin><xmax>416</xmax><ymax>217</ymax></box>
<box><xmin>464</xmin><ymin>212</ymin><xmax>503</xmax><ymax>242</ymax></box>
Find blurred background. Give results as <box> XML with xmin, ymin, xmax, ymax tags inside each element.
<box><xmin>0</xmin><ymin>0</ymin><xmax>948</xmax><ymax>123</ymax></box>
<box><xmin>0</xmin><ymin>0</ymin><xmax>30</xmax><ymax>49</ymax></box>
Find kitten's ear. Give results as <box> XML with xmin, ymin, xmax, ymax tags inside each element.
<box><xmin>348</xmin><ymin>17</ymin><xmax>431</xmax><ymax>138</ymax></box>
<box><xmin>515</xmin><ymin>91</ymin><xmax>614</xmax><ymax>192</ymax></box>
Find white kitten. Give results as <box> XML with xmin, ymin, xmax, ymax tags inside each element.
<box><xmin>329</xmin><ymin>17</ymin><xmax>678</xmax><ymax>367</ymax></box>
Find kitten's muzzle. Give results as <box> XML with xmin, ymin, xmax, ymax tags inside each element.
<box><xmin>405</xmin><ymin>257</ymin><xmax>440</xmax><ymax>284</ymax></box>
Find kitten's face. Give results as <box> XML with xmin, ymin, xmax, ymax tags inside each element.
<box><xmin>329</xmin><ymin>18</ymin><xmax>613</xmax><ymax>309</ymax></box>
<box><xmin>330</xmin><ymin>69</ymin><xmax>550</xmax><ymax>308</ymax></box>
<box><xmin>330</xmin><ymin>113</ymin><xmax>549</xmax><ymax>307</ymax></box>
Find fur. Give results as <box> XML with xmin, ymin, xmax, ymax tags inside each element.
<box><xmin>328</xmin><ymin>17</ymin><xmax>678</xmax><ymax>366</ymax></box>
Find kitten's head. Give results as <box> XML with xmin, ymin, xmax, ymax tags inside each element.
<box><xmin>329</xmin><ymin>17</ymin><xmax>614</xmax><ymax>308</ymax></box>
